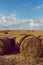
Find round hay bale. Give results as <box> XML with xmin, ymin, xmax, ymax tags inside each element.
<box><xmin>0</xmin><ymin>37</ymin><xmax>11</xmax><ymax>55</ymax></box>
<box><xmin>15</xmin><ymin>34</ymin><xmax>34</xmax><ymax>53</ymax></box>
<box><xmin>20</xmin><ymin>36</ymin><xmax>42</xmax><ymax>59</ymax></box>
<box><xmin>41</xmin><ymin>38</ymin><xmax>43</xmax><ymax>46</ymax></box>
<box><xmin>38</xmin><ymin>37</ymin><xmax>43</xmax><ymax>46</ymax></box>
<box><xmin>15</xmin><ymin>34</ymin><xmax>33</xmax><ymax>46</ymax></box>
<box><xmin>4</xmin><ymin>30</ymin><xmax>8</xmax><ymax>34</ymax></box>
<box><xmin>38</xmin><ymin>37</ymin><xmax>43</xmax><ymax>57</ymax></box>
<box><xmin>0</xmin><ymin>40</ymin><xmax>4</xmax><ymax>55</ymax></box>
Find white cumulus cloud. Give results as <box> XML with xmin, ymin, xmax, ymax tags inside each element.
<box><xmin>0</xmin><ymin>14</ymin><xmax>43</xmax><ymax>30</ymax></box>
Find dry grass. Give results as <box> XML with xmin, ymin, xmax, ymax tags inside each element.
<box><xmin>0</xmin><ymin>30</ymin><xmax>43</xmax><ymax>38</ymax></box>
<box><xmin>0</xmin><ymin>54</ymin><xmax>43</xmax><ymax>65</ymax></box>
<box><xmin>0</xmin><ymin>54</ymin><xmax>29</xmax><ymax>65</ymax></box>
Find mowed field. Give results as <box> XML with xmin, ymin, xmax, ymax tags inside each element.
<box><xmin>0</xmin><ymin>30</ymin><xmax>43</xmax><ymax>65</ymax></box>
<box><xmin>0</xmin><ymin>30</ymin><xmax>43</xmax><ymax>37</ymax></box>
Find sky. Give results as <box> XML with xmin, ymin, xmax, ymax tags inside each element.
<box><xmin>0</xmin><ymin>0</ymin><xmax>43</xmax><ymax>30</ymax></box>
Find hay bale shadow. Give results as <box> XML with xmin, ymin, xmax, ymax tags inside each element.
<box><xmin>0</xmin><ymin>37</ymin><xmax>11</xmax><ymax>55</ymax></box>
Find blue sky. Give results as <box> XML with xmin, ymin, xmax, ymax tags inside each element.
<box><xmin>0</xmin><ymin>0</ymin><xmax>43</xmax><ymax>18</ymax></box>
<box><xmin>0</xmin><ymin>0</ymin><xmax>43</xmax><ymax>30</ymax></box>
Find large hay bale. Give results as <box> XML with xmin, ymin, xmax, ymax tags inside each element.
<box><xmin>0</xmin><ymin>37</ymin><xmax>11</xmax><ymax>55</ymax></box>
<box><xmin>38</xmin><ymin>37</ymin><xmax>43</xmax><ymax>57</ymax></box>
<box><xmin>0</xmin><ymin>40</ymin><xmax>4</xmax><ymax>55</ymax></box>
<box><xmin>15</xmin><ymin>34</ymin><xmax>34</xmax><ymax>45</ymax></box>
<box><xmin>41</xmin><ymin>38</ymin><xmax>43</xmax><ymax>46</ymax></box>
<box><xmin>38</xmin><ymin>37</ymin><xmax>43</xmax><ymax>45</ymax></box>
<box><xmin>20</xmin><ymin>36</ymin><xmax>42</xmax><ymax>60</ymax></box>
<box><xmin>4</xmin><ymin>30</ymin><xmax>8</xmax><ymax>34</ymax></box>
<box><xmin>15</xmin><ymin>34</ymin><xmax>34</xmax><ymax>53</ymax></box>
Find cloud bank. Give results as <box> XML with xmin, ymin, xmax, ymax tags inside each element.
<box><xmin>0</xmin><ymin>14</ymin><xmax>43</xmax><ymax>30</ymax></box>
